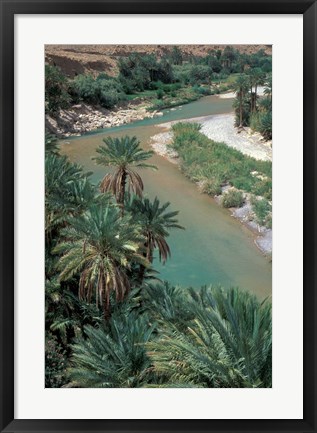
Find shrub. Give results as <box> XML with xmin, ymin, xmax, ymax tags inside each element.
<box><xmin>251</xmin><ymin>179</ymin><xmax>272</xmax><ymax>200</ymax></box>
<box><xmin>222</xmin><ymin>189</ymin><xmax>244</xmax><ymax>208</ymax></box>
<box><xmin>99</xmin><ymin>89</ymin><xmax>119</xmax><ymax>108</ymax></box>
<box><xmin>201</xmin><ymin>179</ymin><xmax>222</xmax><ymax>196</ymax></box>
<box><xmin>72</xmin><ymin>74</ymin><xmax>99</xmax><ymax>104</ymax></box>
<box><xmin>250</xmin><ymin>111</ymin><xmax>272</xmax><ymax>141</ymax></box>
<box><xmin>71</xmin><ymin>75</ymin><xmax>125</xmax><ymax>108</ymax></box>
<box><xmin>196</xmin><ymin>86</ymin><xmax>212</xmax><ymax>96</ymax></box>
<box><xmin>156</xmin><ymin>88</ymin><xmax>164</xmax><ymax>99</ymax></box>
<box><xmin>251</xmin><ymin>196</ymin><xmax>271</xmax><ymax>226</ymax></box>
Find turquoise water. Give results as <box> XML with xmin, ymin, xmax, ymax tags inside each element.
<box><xmin>61</xmin><ymin>95</ymin><xmax>272</xmax><ymax>298</ymax></box>
<box><xmin>73</xmin><ymin>95</ymin><xmax>234</xmax><ymax>137</ymax></box>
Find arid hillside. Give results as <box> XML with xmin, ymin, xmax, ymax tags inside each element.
<box><xmin>45</xmin><ymin>44</ymin><xmax>272</xmax><ymax>78</ymax></box>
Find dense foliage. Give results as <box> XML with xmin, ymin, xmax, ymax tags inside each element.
<box><xmin>45</xmin><ymin>129</ymin><xmax>272</xmax><ymax>388</ymax></box>
<box><xmin>45</xmin><ymin>45</ymin><xmax>272</xmax><ymax>388</ymax></box>
<box><xmin>45</xmin><ymin>46</ymin><xmax>272</xmax><ymax>117</ymax></box>
<box><xmin>234</xmin><ymin>72</ymin><xmax>272</xmax><ymax>139</ymax></box>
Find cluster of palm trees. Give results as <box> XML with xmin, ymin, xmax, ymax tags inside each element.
<box><xmin>46</xmin><ymin>134</ymin><xmax>183</xmax><ymax>318</ymax></box>
<box><xmin>234</xmin><ymin>71</ymin><xmax>272</xmax><ymax>140</ymax></box>
<box><xmin>68</xmin><ymin>285</ymin><xmax>272</xmax><ymax>388</ymax></box>
<box><xmin>45</xmin><ymin>132</ymin><xmax>272</xmax><ymax>389</ymax></box>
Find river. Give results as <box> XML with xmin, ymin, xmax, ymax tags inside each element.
<box><xmin>60</xmin><ymin>95</ymin><xmax>272</xmax><ymax>299</ymax></box>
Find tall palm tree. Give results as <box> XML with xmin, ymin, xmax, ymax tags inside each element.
<box><xmin>54</xmin><ymin>203</ymin><xmax>147</xmax><ymax>318</ymax></box>
<box><xmin>92</xmin><ymin>136</ymin><xmax>157</xmax><ymax>213</ymax></box>
<box><xmin>234</xmin><ymin>74</ymin><xmax>250</xmax><ymax>128</ymax></box>
<box><xmin>249</xmin><ymin>68</ymin><xmax>265</xmax><ymax>113</ymax></box>
<box><xmin>128</xmin><ymin>196</ymin><xmax>184</xmax><ymax>283</ymax></box>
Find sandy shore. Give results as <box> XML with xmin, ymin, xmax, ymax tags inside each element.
<box><xmin>149</xmin><ymin>113</ymin><xmax>272</xmax><ymax>255</ymax></box>
<box><xmin>200</xmin><ymin>113</ymin><xmax>272</xmax><ymax>161</ymax></box>
<box><xmin>218</xmin><ymin>86</ymin><xmax>266</xmax><ymax>99</ymax></box>
<box><xmin>152</xmin><ymin>112</ymin><xmax>272</xmax><ymax>162</ymax></box>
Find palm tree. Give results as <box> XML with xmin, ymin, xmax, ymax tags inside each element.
<box><xmin>92</xmin><ymin>136</ymin><xmax>157</xmax><ymax>213</ymax></box>
<box><xmin>127</xmin><ymin>196</ymin><xmax>184</xmax><ymax>283</ymax></box>
<box><xmin>45</xmin><ymin>154</ymin><xmax>94</xmax><ymax>246</ymax></box>
<box><xmin>264</xmin><ymin>73</ymin><xmax>272</xmax><ymax>108</ymax></box>
<box><xmin>67</xmin><ymin>312</ymin><xmax>156</xmax><ymax>387</ymax></box>
<box><xmin>143</xmin><ymin>282</ymin><xmax>195</xmax><ymax>328</ymax></box>
<box><xmin>129</xmin><ymin>196</ymin><xmax>184</xmax><ymax>263</ymax></box>
<box><xmin>54</xmin><ymin>203</ymin><xmax>147</xmax><ymax>319</ymax></box>
<box><xmin>147</xmin><ymin>286</ymin><xmax>272</xmax><ymax>388</ymax></box>
<box><xmin>234</xmin><ymin>74</ymin><xmax>250</xmax><ymax>128</ymax></box>
<box><xmin>249</xmin><ymin>68</ymin><xmax>265</xmax><ymax>113</ymax></box>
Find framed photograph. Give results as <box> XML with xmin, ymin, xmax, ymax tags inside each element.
<box><xmin>0</xmin><ymin>0</ymin><xmax>316</xmax><ymax>432</ymax></box>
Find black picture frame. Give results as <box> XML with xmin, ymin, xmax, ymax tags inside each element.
<box><xmin>0</xmin><ymin>0</ymin><xmax>316</xmax><ymax>432</ymax></box>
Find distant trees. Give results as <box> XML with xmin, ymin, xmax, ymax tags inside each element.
<box><xmin>249</xmin><ymin>67</ymin><xmax>266</xmax><ymax>113</ymax></box>
<box><xmin>170</xmin><ymin>46</ymin><xmax>183</xmax><ymax>65</ymax></box>
<box><xmin>118</xmin><ymin>53</ymin><xmax>174</xmax><ymax>92</ymax></box>
<box><xmin>118</xmin><ymin>54</ymin><xmax>150</xmax><ymax>91</ymax></box>
<box><xmin>234</xmin><ymin>74</ymin><xmax>251</xmax><ymax>127</ymax></box>
<box><xmin>70</xmin><ymin>74</ymin><xmax>125</xmax><ymax>108</ymax></box>
<box><xmin>45</xmin><ymin>65</ymin><xmax>70</xmax><ymax>115</ymax></box>
<box><xmin>221</xmin><ymin>45</ymin><xmax>237</xmax><ymax>70</ymax></box>
<box><xmin>45</xmin><ymin>47</ymin><xmax>272</xmax><ymax>115</ymax></box>
<box><xmin>233</xmin><ymin>71</ymin><xmax>272</xmax><ymax>140</ymax></box>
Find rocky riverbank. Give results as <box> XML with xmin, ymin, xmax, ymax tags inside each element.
<box><xmin>200</xmin><ymin>113</ymin><xmax>272</xmax><ymax>161</ymax></box>
<box><xmin>45</xmin><ymin>101</ymin><xmax>163</xmax><ymax>138</ymax></box>
<box><xmin>149</xmin><ymin>114</ymin><xmax>272</xmax><ymax>256</ymax></box>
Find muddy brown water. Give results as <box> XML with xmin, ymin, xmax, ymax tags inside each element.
<box><xmin>60</xmin><ymin>95</ymin><xmax>272</xmax><ymax>298</ymax></box>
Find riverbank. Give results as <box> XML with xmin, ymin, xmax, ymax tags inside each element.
<box><xmin>152</xmin><ymin>112</ymin><xmax>272</xmax><ymax>162</ymax></box>
<box><xmin>200</xmin><ymin>114</ymin><xmax>272</xmax><ymax>161</ymax></box>
<box><xmin>45</xmin><ymin>91</ymin><xmax>234</xmax><ymax>139</ymax></box>
<box><xmin>45</xmin><ymin>100</ymin><xmax>164</xmax><ymax>138</ymax></box>
<box><xmin>149</xmin><ymin>113</ymin><xmax>272</xmax><ymax>255</ymax></box>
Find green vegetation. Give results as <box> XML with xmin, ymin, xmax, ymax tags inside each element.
<box><xmin>45</xmin><ymin>65</ymin><xmax>70</xmax><ymax>115</ymax></box>
<box><xmin>222</xmin><ymin>189</ymin><xmax>244</xmax><ymax>208</ymax></box>
<box><xmin>251</xmin><ymin>196</ymin><xmax>272</xmax><ymax>228</ymax></box>
<box><xmin>68</xmin><ymin>285</ymin><xmax>271</xmax><ymax>388</ymax></box>
<box><xmin>71</xmin><ymin>74</ymin><xmax>126</xmax><ymax>109</ymax></box>
<box><xmin>45</xmin><ymin>46</ymin><xmax>272</xmax><ymax>116</ymax></box>
<box><xmin>45</xmin><ymin>131</ymin><xmax>272</xmax><ymax>388</ymax></box>
<box><xmin>233</xmin><ymin>72</ymin><xmax>272</xmax><ymax>140</ymax></box>
<box><xmin>45</xmin><ymin>42</ymin><xmax>272</xmax><ymax>389</ymax></box>
<box><xmin>170</xmin><ymin>123</ymin><xmax>272</xmax><ymax>200</ymax></box>
<box><xmin>92</xmin><ymin>135</ymin><xmax>157</xmax><ymax>212</ymax></box>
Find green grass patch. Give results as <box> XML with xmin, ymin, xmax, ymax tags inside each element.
<box><xmin>170</xmin><ymin>123</ymin><xmax>272</xmax><ymax>200</ymax></box>
<box><xmin>251</xmin><ymin>196</ymin><xmax>272</xmax><ymax>228</ymax></box>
